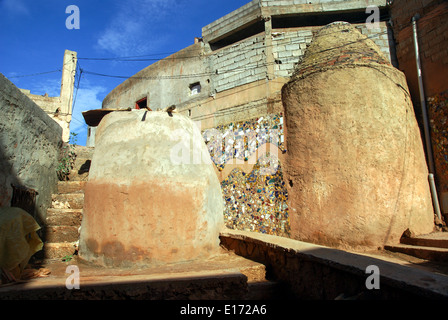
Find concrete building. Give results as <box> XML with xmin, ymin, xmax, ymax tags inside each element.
<box><xmin>90</xmin><ymin>0</ymin><xmax>399</xmax><ymax>239</ymax></box>
<box><xmin>87</xmin><ymin>0</ymin><xmax>448</xmax><ymax>244</ymax></box>
<box><xmin>100</xmin><ymin>0</ymin><xmax>394</xmax><ymax>131</ymax></box>
<box><xmin>20</xmin><ymin>50</ymin><xmax>77</xmax><ymax>143</ymax></box>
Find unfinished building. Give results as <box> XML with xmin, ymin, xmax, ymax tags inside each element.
<box><xmin>101</xmin><ymin>0</ymin><xmax>394</xmax><ymax>126</ymax></box>
<box><xmin>94</xmin><ymin>0</ymin><xmax>397</xmax><ymax>240</ymax></box>
<box><xmin>84</xmin><ymin>0</ymin><xmax>448</xmax><ymax>250</ymax></box>
<box><xmin>20</xmin><ymin>50</ymin><xmax>77</xmax><ymax>143</ymax></box>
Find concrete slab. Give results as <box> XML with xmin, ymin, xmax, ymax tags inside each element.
<box><xmin>0</xmin><ymin>250</ymin><xmax>266</xmax><ymax>300</ymax></box>
<box><xmin>220</xmin><ymin>229</ymin><xmax>448</xmax><ymax>299</ymax></box>
<box><xmin>384</xmin><ymin>244</ymin><xmax>448</xmax><ymax>262</ymax></box>
<box><xmin>400</xmin><ymin>232</ymin><xmax>448</xmax><ymax>248</ymax></box>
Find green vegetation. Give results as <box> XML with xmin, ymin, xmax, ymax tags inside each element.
<box><xmin>57</xmin><ymin>132</ymin><xmax>78</xmax><ymax>181</ymax></box>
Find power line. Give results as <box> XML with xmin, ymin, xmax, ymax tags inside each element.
<box><xmin>71</xmin><ymin>63</ymin><xmax>83</xmax><ymax>116</ymax></box>
<box><xmin>6</xmin><ymin>23</ymin><xmax>393</xmax><ymax>81</ymax></box>
<box><xmin>77</xmin><ymin>52</ymin><xmax>177</xmax><ymax>61</ymax></box>
<box><xmin>7</xmin><ymin>70</ymin><xmax>62</xmax><ymax>79</ymax></box>
<box><xmin>80</xmin><ymin>28</ymin><xmax>393</xmax><ymax>81</ymax></box>
<box><xmin>4</xmin><ymin>19</ymin><xmax>417</xmax><ymax>83</ymax></box>
<box><xmin>5</xmin><ymin>28</ymin><xmax>391</xmax><ymax>84</ymax></box>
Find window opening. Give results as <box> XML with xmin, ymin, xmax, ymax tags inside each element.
<box><xmin>136</xmin><ymin>97</ymin><xmax>150</xmax><ymax>110</ymax></box>
<box><xmin>189</xmin><ymin>82</ymin><xmax>201</xmax><ymax>95</ymax></box>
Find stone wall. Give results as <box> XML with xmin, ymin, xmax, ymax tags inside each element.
<box><xmin>0</xmin><ymin>73</ymin><xmax>62</xmax><ymax>225</ymax></box>
<box><xmin>272</xmin><ymin>22</ymin><xmax>394</xmax><ymax>78</ymax></box>
<box><xmin>220</xmin><ymin>228</ymin><xmax>448</xmax><ymax>299</ymax></box>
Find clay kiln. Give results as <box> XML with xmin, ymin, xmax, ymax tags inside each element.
<box><xmin>282</xmin><ymin>22</ymin><xmax>435</xmax><ymax>250</ymax></box>
<box><xmin>79</xmin><ymin>110</ymin><xmax>224</xmax><ymax>267</ymax></box>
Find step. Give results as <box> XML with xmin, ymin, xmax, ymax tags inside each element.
<box><xmin>73</xmin><ymin>157</ymin><xmax>91</xmax><ymax>173</ymax></box>
<box><xmin>384</xmin><ymin>244</ymin><xmax>448</xmax><ymax>262</ymax></box>
<box><xmin>52</xmin><ymin>193</ymin><xmax>84</xmax><ymax>209</ymax></box>
<box><xmin>239</xmin><ymin>264</ymin><xmax>266</xmax><ymax>282</ymax></box>
<box><xmin>46</xmin><ymin>208</ymin><xmax>83</xmax><ymax>227</ymax></box>
<box><xmin>68</xmin><ymin>168</ymin><xmax>89</xmax><ymax>182</ymax></box>
<box><xmin>45</xmin><ymin>225</ymin><xmax>80</xmax><ymax>243</ymax></box>
<box><xmin>400</xmin><ymin>232</ymin><xmax>448</xmax><ymax>249</ymax></box>
<box><xmin>73</xmin><ymin>145</ymin><xmax>94</xmax><ymax>158</ymax></box>
<box><xmin>246</xmin><ymin>280</ymin><xmax>289</xmax><ymax>300</ymax></box>
<box><xmin>43</xmin><ymin>242</ymin><xmax>78</xmax><ymax>260</ymax></box>
<box><xmin>57</xmin><ymin>181</ymin><xmax>86</xmax><ymax>194</ymax></box>
<box><xmin>0</xmin><ymin>267</ymin><xmax>248</xmax><ymax>300</ymax></box>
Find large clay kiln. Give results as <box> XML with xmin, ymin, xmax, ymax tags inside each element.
<box><xmin>79</xmin><ymin>110</ymin><xmax>224</xmax><ymax>267</ymax></box>
<box><xmin>282</xmin><ymin>22</ymin><xmax>435</xmax><ymax>250</ymax></box>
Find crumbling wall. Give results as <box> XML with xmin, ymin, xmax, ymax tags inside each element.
<box><xmin>0</xmin><ymin>73</ymin><xmax>62</xmax><ymax>225</ymax></box>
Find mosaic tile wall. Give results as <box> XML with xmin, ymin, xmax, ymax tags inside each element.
<box><xmin>202</xmin><ymin>114</ymin><xmax>290</xmax><ymax>237</ymax></box>
<box><xmin>428</xmin><ymin>91</ymin><xmax>448</xmax><ymax>193</ymax></box>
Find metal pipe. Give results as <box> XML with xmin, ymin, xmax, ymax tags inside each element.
<box><xmin>412</xmin><ymin>14</ymin><xmax>435</xmax><ymax>174</ymax></box>
<box><xmin>429</xmin><ymin>174</ymin><xmax>442</xmax><ymax>221</ymax></box>
<box><xmin>412</xmin><ymin>14</ymin><xmax>442</xmax><ymax>221</ymax></box>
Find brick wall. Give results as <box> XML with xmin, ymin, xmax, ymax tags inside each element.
<box><xmin>271</xmin><ymin>23</ymin><xmax>394</xmax><ymax>78</ymax></box>
<box><xmin>272</xmin><ymin>28</ymin><xmax>314</xmax><ymax>78</ymax></box>
<box><xmin>209</xmin><ymin>34</ymin><xmax>267</xmax><ymax>93</ymax></box>
<box><xmin>390</xmin><ymin>0</ymin><xmax>448</xmax><ymax>213</ymax></box>
<box><xmin>390</xmin><ymin>0</ymin><xmax>448</xmax><ymax>98</ymax></box>
<box><xmin>209</xmin><ymin>22</ymin><xmax>394</xmax><ymax>92</ymax></box>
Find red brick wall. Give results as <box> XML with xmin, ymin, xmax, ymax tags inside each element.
<box><xmin>390</xmin><ymin>0</ymin><xmax>448</xmax><ymax>213</ymax></box>
<box><xmin>391</xmin><ymin>0</ymin><xmax>448</xmax><ymax>98</ymax></box>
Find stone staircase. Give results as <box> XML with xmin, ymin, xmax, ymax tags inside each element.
<box><xmin>385</xmin><ymin>232</ymin><xmax>448</xmax><ymax>262</ymax></box>
<box><xmin>43</xmin><ymin>146</ymin><xmax>93</xmax><ymax>261</ymax></box>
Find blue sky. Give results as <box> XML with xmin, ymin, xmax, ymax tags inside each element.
<box><xmin>0</xmin><ymin>0</ymin><xmax>251</xmax><ymax>145</ymax></box>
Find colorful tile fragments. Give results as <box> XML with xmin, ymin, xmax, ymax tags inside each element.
<box><xmin>428</xmin><ymin>91</ymin><xmax>448</xmax><ymax>193</ymax></box>
<box><xmin>203</xmin><ymin>114</ymin><xmax>286</xmax><ymax>170</ymax></box>
<box><xmin>202</xmin><ymin>114</ymin><xmax>290</xmax><ymax>237</ymax></box>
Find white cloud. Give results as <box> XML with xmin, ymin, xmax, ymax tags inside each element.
<box><xmin>96</xmin><ymin>0</ymin><xmax>177</xmax><ymax>56</ymax></box>
<box><xmin>0</xmin><ymin>0</ymin><xmax>29</xmax><ymax>15</ymax></box>
<box><xmin>28</xmin><ymin>78</ymin><xmax>61</xmax><ymax>97</ymax></box>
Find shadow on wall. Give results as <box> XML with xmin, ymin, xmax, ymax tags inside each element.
<box><xmin>0</xmin><ymin>73</ymin><xmax>63</xmax><ymax>271</ymax></box>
